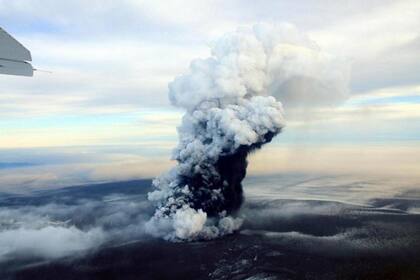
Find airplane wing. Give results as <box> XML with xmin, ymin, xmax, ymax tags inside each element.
<box><xmin>0</xmin><ymin>27</ymin><xmax>33</xmax><ymax>77</ymax></box>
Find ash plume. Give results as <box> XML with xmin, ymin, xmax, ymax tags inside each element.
<box><xmin>146</xmin><ymin>23</ymin><xmax>348</xmax><ymax>241</ymax></box>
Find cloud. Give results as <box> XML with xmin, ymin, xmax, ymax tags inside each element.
<box><xmin>168</xmin><ymin>23</ymin><xmax>349</xmax><ymax>111</ymax></box>
<box><xmin>0</xmin><ymin>38</ymin><xmax>206</xmax><ymax>118</ymax></box>
<box><xmin>0</xmin><ymin>0</ymin><xmax>419</xmax><ymax>184</ymax></box>
<box><xmin>1</xmin><ymin>1</ymin><xmax>419</xmax><ymax>150</ymax></box>
<box><xmin>0</xmin><ymin>226</ymin><xmax>105</xmax><ymax>260</ymax></box>
<box><xmin>309</xmin><ymin>0</ymin><xmax>420</xmax><ymax>92</ymax></box>
<box><xmin>0</xmin><ymin>193</ymin><xmax>152</xmax><ymax>262</ymax></box>
<box><xmin>1</xmin><ymin>0</ymin><xmax>418</xmax><ymax>98</ymax></box>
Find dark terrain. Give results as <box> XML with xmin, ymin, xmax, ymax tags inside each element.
<box><xmin>1</xmin><ymin>179</ymin><xmax>419</xmax><ymax>280</ymax></box>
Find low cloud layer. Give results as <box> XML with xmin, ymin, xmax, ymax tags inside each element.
<box><xmin>0</xmin><ymin>190</ymin><xmax>152</xmax><ymax>262</ymax></box>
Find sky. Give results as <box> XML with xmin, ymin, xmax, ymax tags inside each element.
<box><xmin>0</xmin><ymin>0</ymin><xmax>420</xmax><ymax>190</ymax></box>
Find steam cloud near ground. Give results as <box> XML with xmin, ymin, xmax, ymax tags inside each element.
<box><xmin>0</xmin><ymin>192</ymin><xmax>151</xmax><ymax>262</ymax></box>
<box><xmin>146</xmin><ymin>23</ymin><xmax>349</xmax><ymax>241</ymax></box>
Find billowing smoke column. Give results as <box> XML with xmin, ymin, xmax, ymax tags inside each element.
<box><xmin>146</xmin><ymin>23</ymin><xmax>349</xmax><ymax>241</ymax></box>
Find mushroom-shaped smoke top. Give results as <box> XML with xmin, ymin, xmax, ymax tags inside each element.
<box><xmin>146</xmin><ymin>23</ymin><xmax>349</xmax><ymax>241</ymax></box>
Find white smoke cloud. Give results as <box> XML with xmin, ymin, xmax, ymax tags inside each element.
<box><xmin>146</xmin><ymin>23</ymin><xmax>348</xmax><ymax>241</ymax></box>
<box><xmin>146</xmin><ymin>205</ymin><xmax>243</xmax><ymax>241</ymax></box>
<box><xmin>169</xmin><ymin>23</ymin><xmax>349</xmax><ymax>111</ymax></box>
<box><xmin>0</xmin><ymin>226</ymin><xmax>105</xmax><ymax>260</ymax></box>
<box><xmin>173</xmin><ymin>206</ymin><xmax>207</xmax><ymax>239</ymax></box>
<box><xmin>0</xmin><ymin>194</ymin><xmax>151</xmax><ymax>262</ymax></box>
